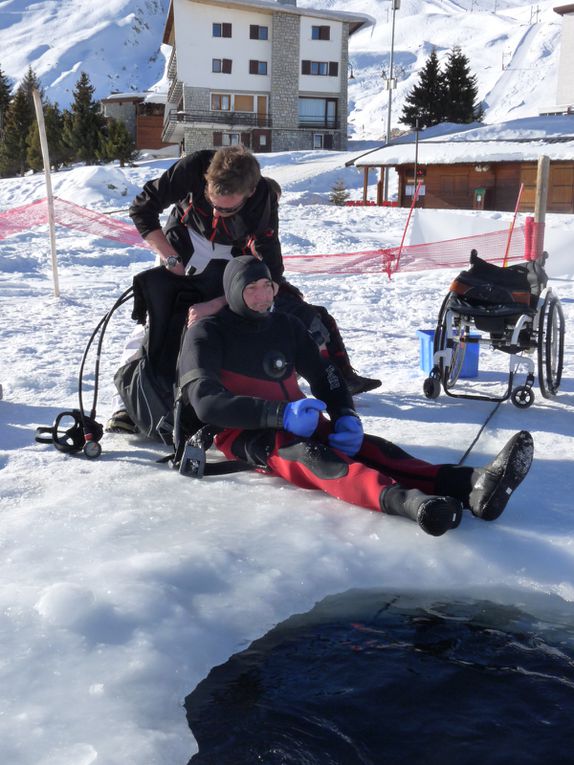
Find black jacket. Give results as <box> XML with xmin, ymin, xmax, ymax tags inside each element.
<box><xmin>129</xmin><ymin>150</ymin><xmax>284</xmax><ymax>282</ymax></box>
<box><xmin>178</xmin><ymin>307</ymin><xmax>354</xmax><ymax>431</ymax></box>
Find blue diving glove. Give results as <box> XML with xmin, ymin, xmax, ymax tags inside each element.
<box><xmin>283</xmin><ymin>398</ymin><xmax>327</xmax><ymax>437</ymax></box>
<box><xmin>328</xmin><ymin>415</ymin><xmax>364</xmax><ymax>456</ymax></box>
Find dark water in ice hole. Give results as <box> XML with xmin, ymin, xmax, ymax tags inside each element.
<box><xmin>185</xmin><ymin>589</ymin><xmax>574</xmax><ymax>765</ymax></box>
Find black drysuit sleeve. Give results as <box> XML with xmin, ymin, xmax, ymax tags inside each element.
<box><xmin>129</xmin><ymin>152</ymin><xmax>209</xmax><ymax>239</ymax></box>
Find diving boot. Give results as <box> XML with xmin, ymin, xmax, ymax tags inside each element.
<box><xmin>105</xmin><ymin>409</ymin><xmax>138</xmax><ymax>434</ymax></box>
<box><xmin>344</xmin><ymin>370</ymin><xmax>382</xmax><ymax>396</ymax></box>
<box><xmin>468</xmin><ymin>430</ymin><xmax>534</xmax><ymax>521</ymax></box>
<box><xmin>381</xmin><ymin>485</ymin><xmax>462</xmax><ymax>537</ymax></box>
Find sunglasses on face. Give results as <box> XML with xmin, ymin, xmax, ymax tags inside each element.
<box><xmin>205</xmin><ymin>191</ymin><xmax>247</xmax><ymax>214</ymax></box>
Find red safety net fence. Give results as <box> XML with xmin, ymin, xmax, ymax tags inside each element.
<box><xmin>1</xmin><ymin>197</ymin><xmax>535</xmax><ymax>276</ymax></box>
<box><xmin>283</xmin><ymin>225</ymin><xmax>529</xmax><ymax>277</ymax></box>
<box><xmin>0</xmin><ymin>197</ymin><xmax>149</xmax><ymax>247</ymax></box>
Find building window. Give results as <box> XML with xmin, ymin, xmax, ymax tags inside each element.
<box><xmin>211</xmin><ymin>94</ymin><xmax>256</xmax><ymax>112</ymax></box>
<box><xmin>313</xmin><ymin>133</ymin><xmax>334</xmax><ymax>150</ymax></box>
<box><xmin>250</xmin><ymin>24</ymin><xmax>268</xmax><ymax>40</ymax></box>
<box><xmin>211</xmin><ymin>94</ymin><xmax>231</xmax><ymax>111</ymax></box>
<box><xmin>311</xmin><ymin>25</ymin><xmax>330</xmax><ymax>40</ymax></box>
<box><xmin>299</xmin><ymin>97</ymin><xmax>338</xmax><ymax>128</ymax></box>
<box><xmin>222</xmin><ymin>133</ymin><xmax>240</xmax><ymax>146</ymax></box>
<box><xmin>249</xmin><ymin>60</ymin><xmax>268</xmax><ymax>75</ymax></box>
<box><xmin>259</xmin><ymin>134</ymin><xmax>267</xmax><ymax>146</ymax></box>
<box><xmin>301</xmin><ymin>60</ymin><xmax>339</xmax><ymax>77</ymax></box>
<box><xmin>234</xmin><ymin>94</ymin><xmax>255</xmax><ymax>112</ymax></box>
<box><xmin>212</xmin><ymin>58</ymin><xmax>232</xmax><ymax>74</ymax></box>
<box><xmin>213</xmin><ymin>22</ymin><xmax>232</xmax><ymax>37</ymax></box>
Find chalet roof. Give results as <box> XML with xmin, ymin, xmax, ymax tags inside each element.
<box><xmin>348</xmin><ymin>116</ymin><xmax>574</xmax><ymax>168</ymax></box>
<box><xmin>101</xmin><ymin>91</ymin><xmax>167</xmax><ymax>104</ymax></box>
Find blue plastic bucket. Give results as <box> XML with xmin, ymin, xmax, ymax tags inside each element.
<box><xmin>416</xmin><ymin>329</ymin><xmax>479</xmax><ymax>378</ymax></box>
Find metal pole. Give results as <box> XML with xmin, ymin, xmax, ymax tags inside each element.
<box><xmin>32</xmin><ymin>88</ymin><xmax>60</xmax><ymax>298</ymax></box>
<box><xmin>383</xmin><ymin>0</ymin><xmax>400</xmax><ymax>202</ymax></box>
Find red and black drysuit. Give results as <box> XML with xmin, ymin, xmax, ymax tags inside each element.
<box><xmin>129</xmin><ymin>150</ymin><xmax>355</xmax><ymax>367</ymax></box>
<box><xmin>178</xmin><ymin>285</ymin><xmax>467</xmax><ymax>517</ymax></box>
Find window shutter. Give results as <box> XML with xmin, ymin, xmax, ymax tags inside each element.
<box><xmin>249</xmin><ymin>60</ymin><xmax>258</xmax><ymax>75</ymax></box>
<box><xmin>241</xmin><ymin>132</ymin><xmax>251</xmax><ymax>148</ymax></box>
<box><xmin>222</xmin><ymin>59</ymin><xmax>232</xmax><ymax>74</ymax></box>
<box><xmin>302</xmin><ymin>60</ymin><xmax>311</xmax><ymax>75</ymax></box>
<box><xmin>213</xmin><ymin>132</ymin><xmax>223</xmax><ymax>147</ymax></box>
<box><xmin>328</xmin><ymin>62</ymin><xmax>338</xmax><ymax>77</ymax></box>
<box><xmin>250</xmin><ymin>25</ymin><xmax>257</xmax><ymax>39</ymax></box>
<box><xmin>222</xmin><ymin>23</ymin><xmax>232</xmax><ymax>37</ymax></box>
<box><xmin>321</xmin><ymin>26</ymin><xmax>330</xmax><ymax>40</ymax></box>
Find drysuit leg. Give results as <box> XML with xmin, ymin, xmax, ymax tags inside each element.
<box><xmin>215</xmin><ymin>427</ymin><xmax>395</xmax><ymax>512</ymax></box>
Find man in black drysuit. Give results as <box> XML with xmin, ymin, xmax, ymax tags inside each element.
<box><xmin>177</xmin><ymin>255</ymin><xmax>534</xmax><ymax>536</ymax></box>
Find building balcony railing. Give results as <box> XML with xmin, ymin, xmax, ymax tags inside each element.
<box><xmin>167</xmin><ymin>79</ymin><xmax>183</xmax><ymax>107</ymax></box>
<box><xmin>298</xmin><ymin>115</ymin><xmax>340</xmax><ymax>129</ymax></box>
<box><xmin>165</xmin><ymin>109</ymin><xmax>273</xmax><ymax>129</ymax></box>
<box><xmin>167</xmin><ymin>48</ymin><xmax>177</xmax><ymax>80</ymax></box>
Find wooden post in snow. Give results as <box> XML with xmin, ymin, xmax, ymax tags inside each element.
<box><xmin>32</xmin><ymin>88</ymin><xmax>60</xmax><ymax>297</ymax></box>
<box><xmin>533</xmin><ymin>155</ymin><xmax>550</xmax><ymax>260</ymax></box>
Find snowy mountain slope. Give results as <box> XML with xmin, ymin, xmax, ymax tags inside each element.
<box><xmin>342</xmin><ymin>0</ymin><xmax>562</xmax><ymax>137</ymax></box>
<box><xmin>0</xmin><ymin>0</ymin><xmax>169</xmax><ymax>105</ymax></box>
<box><xmin>0</xmin><ymin>0</ymin><xmax>565</xmax><ymax>135</ymax></box>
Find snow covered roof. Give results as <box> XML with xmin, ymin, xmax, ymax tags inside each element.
<box><xmin>101</xmin><ymin>91</ymin><xmax>167</xmax><ymax>104</ymax></box>
<box><xmin>349</xmin><ymin>116</ymin><xmax>574</xmax><ymax>167</ymax></box>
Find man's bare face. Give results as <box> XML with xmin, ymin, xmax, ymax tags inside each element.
<box><xmin>242</xmin><ymin>278</ymin><xmax>275</xmax><ymax>313</ymax></box>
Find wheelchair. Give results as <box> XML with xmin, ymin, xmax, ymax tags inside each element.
<box><xmin>423</xmin><ymin>249</ymin><xmax>565</xmax><ymax>408</ymax></box>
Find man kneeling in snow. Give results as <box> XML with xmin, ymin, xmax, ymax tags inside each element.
<box><xmin>177</xmin><ymin>256</ymin><xmax>533</xmax><ymax>537</ymax></box>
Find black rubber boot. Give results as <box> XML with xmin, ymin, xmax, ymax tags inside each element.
<box><xmin>344</xmin><ymin>371</ymin><xmax>383</xmax><ymax>395</ymax></box>
<box><xmin>381</xmin><ymin>485</ymin><xmax>462</xmax><ymax>537</ymax></box>
<box><xmin>468</xmin><ymin>430</ymin><xmax>534</xmax><ymax>521</ymax></box>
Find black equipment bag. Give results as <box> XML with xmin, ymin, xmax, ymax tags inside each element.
<box><xmin>113</xmin><ymin>266</ymin><xmax>204</xmax><ymax>444</ymax></box>
<box><xmin>449</xmin><ymin>250</ymin><xmax>548</xmax><ymax>310</ymax></box>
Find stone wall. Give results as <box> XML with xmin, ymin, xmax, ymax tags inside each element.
<box><xmin>270</xmin><ymin>12</ymin><xmax>300</xmax><ymax>132</ymax></box>
<box><xmin>102</xmin><ymin>101</ymin><xmax>137</xmax><ymax>138</ymax></box>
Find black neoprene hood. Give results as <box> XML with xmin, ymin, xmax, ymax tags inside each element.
<box><xmin>223</xmin><ymin>256</ymin><xmax>273</xmax><ymax>320</ymax></box>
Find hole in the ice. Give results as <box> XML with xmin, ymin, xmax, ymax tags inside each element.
<box><xmin>185</xmin><ymin>588</ymin><xmax>574</xmax><ymax>764</ymax></box>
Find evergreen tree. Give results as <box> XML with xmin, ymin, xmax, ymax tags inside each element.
<box><xmin>400</xmin><ymin>49</ymin><xmax>446</xmax><ymax>130</ymax></box>
<box><xmin>0</xmin><ymin>65</ymin><xmax>12</xmax><ymax>137</ymax></box>
<box><xmin>0</xmin><ymin>67</ymin><xmax>44</xmax><ymax>175</ymax></box>
<box><xmin>329</xmin><ymin>178</ymin><xmax>350</xmax><ymax>206</ymax></box>
<box><xmin>20</xmin><ymin>65</ymin><xmax>44</xmax><ymax>105</ymax></box>
<box><xmin>27</xmin><ymin>102</ymin><xmax>69</xmax><ymax>171</ymax></box>
<box><xmin>97</xmin><ymin>117</ymin><xmax>138</xmax><ymax>167</ymax></box>
<box><xmin>442</xmin><ymin>47</ymin><xmax>482</xmax><ymax>124</ymax></box>
<box><xmin>0</xmin><ymin>88</ymin><xmax>33</xmax><ymax>176</ymax></box>
<box><xmin>63</xmin><ymin>71</ymin><xmax>106</xmax><ymax>164</ymax></box>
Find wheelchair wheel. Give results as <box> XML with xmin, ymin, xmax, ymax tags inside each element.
<box><xmin>434</xmin><ymin>294</ymin><xmax>466</xmax><ymax>390</ymax></box>
<box><xmin>511</xmin><ymin>386</ymin><xmax>535</xmax><ymax>409</ymax></box>
<box><xmin>538</xmin><ymin>293</ymin><xmax>565</xmax><ymax>398</ymax></box>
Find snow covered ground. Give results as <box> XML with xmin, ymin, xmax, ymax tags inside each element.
<box><xmin>1</xmin><ymin>149</ymin><xmax>574</xmax><ymax>764</ymax></box>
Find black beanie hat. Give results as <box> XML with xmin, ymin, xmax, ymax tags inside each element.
<box><xmin>223</xmin><ymin>256</ymin><xmax>273</xmax><ymax>320</ymax></box>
